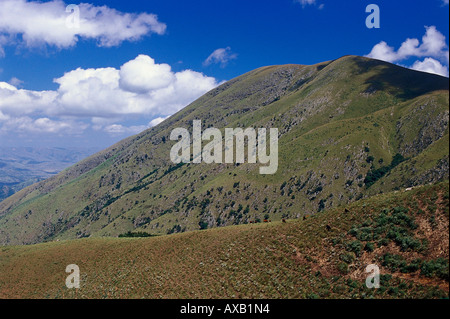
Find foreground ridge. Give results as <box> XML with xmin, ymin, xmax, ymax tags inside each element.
<box><xmin>0</xmin><ymin>182</ymin><xmax>448</xmax><ymax>299</ymax></box>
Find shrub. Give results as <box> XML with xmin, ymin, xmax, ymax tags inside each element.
<box><xmin>118</xmin><ymin>231</ymin><xmax>156</xmax><ymax>238</ymax></box>
<box><xmin>381</xmin><ymin>253</ymin><xmax>406</xmax><ymax>272</ymax></box>
<box><xmin>377</xmin><ymin>238</ymin><xmax>389</xmax><ymax>247</ymax></box>
<box><xmin>421</xmin><ymin>258</ymin><xmax>449</xmax><ymax>281</ymax></box>
<box><xmin>380</xmin><ymin>273</ymin><xmax>392</xmax><ymax>283</ymax></box>
<box><xmin>388</xmin><ymin>287</ymin><xmax>399</xmax><ymax>296</ymax></box>
<box><xmin>364</xmin><ymin>153</ymin><xmax>405</xmax><ymax>188</ymax></box>
<box><xmin>364</xmin><ymin>242</ymin><xmax>375</xmax><ymax>252</ymax></box>
<box><xmin>199</xmin><ymin>221</ymin><xmax>208</xmax><ymax>230</ymax></box>
<box><xmin>402</xmin><ymin>259</ymin><xmax>422</xmax><ymax>273</ymax></box>
<box><xmin>346</xmin><ymin>240</ymin><xmax>363</xmax><ymax>256</ymax></box>
<box><xmin>339</xmin><ymin>253</ymin><xmax>355</xmax><ymax>264</ymax></box>
<box><xmin>337</xmin><ymin>262</ymin><xmax>349</xmax><ymax>274</ymax></box>
<box><xmin>356</xmin><ymin>227</ymin><xmax>374</xmax><ymax>241</ymax></box>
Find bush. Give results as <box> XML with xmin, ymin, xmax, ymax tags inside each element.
<box><xmin>402</xmin><ymin>259</ymin><xmax>422</xmax><ymax>273</ymax></box>
<box><xmin>388</xmin><ymin>287</ymin><xmax>399</xmax><ymax>296</ymax></box>
<box><xmin>199</xmin><ymin>221</ymin><xmax>208</xmax><ymax>230</ymax></box>
<box><xmin>339</xmin><ymin>253</ymin><xmax>355</xmax><ymax>264</ymax></box>
<box><xmin>377</xmin><ymin>238</ymin><xmax>389</xmax><ymax>247</ymax></box>
<box><xmin>346</xmin><ymin>240</ymin><xmax>363</xmax><ymax>256</ymax></box>
<box><xmin>118</xmin><ymin>231</ymin><xmax>155</xmax><ymax>238</ymax></box>
<box><xmin>398</xmin><ymin>236</ymin><xmax>422</xmax><ymax>251</ymax></box>
<box><xmin>337</xmin><ymin>262</ymin><xmax>349</xmax><ymax>274</ymax></box>
<box><xmin>356</xmin><ymin>227</ymin><xmax>374</xmax><ymax>241</ymax></box>
<box><xmin>421</xmin><ymin>258</ymin><xmax>449</xmax><ymax>281</ymax></box>
<box><xmin>366</xmin><ymin>156</ymin><xmax>375</xmax><ymax>163</ymax></box>
<box><xmin>380</xmin><ymin>273</ymin><xmax>392</xmax><ymax>283</ymax></box>
<box><xmin>364</xmin><ymin>242</ymin><xmax>375</xmax><ymax>252</ymax></box>
<box><xmin>382</xmin><ymin>253</ymin><xmax>406</xmax><ymax>272</ymax></box>
<box><xmin>364</xmin><ymin>153</ymin><xmax>405</xmax><ymax>188</ymax></box>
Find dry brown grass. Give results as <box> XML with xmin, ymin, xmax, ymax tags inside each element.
<box><xmin>0</xmin><ymin>182</ymin><xmax>448</xmax><ymax>299</ymax></box>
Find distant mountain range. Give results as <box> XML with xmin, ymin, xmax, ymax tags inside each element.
<box><xmin>0</xmin><ymin>55</ymin><xmax>448</xmax><ymax>246</ymax></box>
<box><xmin>0</xmin><ymin>147</ymin><xmax>98</xmax><ymax>202</ymax></box>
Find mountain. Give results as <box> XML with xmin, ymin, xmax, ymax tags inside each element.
<box><xmin>0</xmin><ymin>147</ymin><xmax>98</xmax><ymax>202</ymax></box>
<box><xmin>0</xmin><ymin>55</ymin><xmax>448</xmax><ymax>246</ymax></box>
<box><xmin>0</xmin><ymin>182</ymin><xmax>448</xmax><ymax>298</ymax></box>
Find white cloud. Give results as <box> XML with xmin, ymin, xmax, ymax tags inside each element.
<box><xmin>0</xmin><ymin>115</ymin><xmax>86</xmax><ymax>134</ymax></box>
<box><xmin>443</xmin><ymin>0</ymin><xmax>449</xmax><ymax>5</ymax></box>
<box><xmin>0</xmin><ymin>82</ymin><xmax>17</xmax><ymax>91</ymax></box>
<box><xmin>367</xmin><ymin>26</ymin><xmax>448</xmax><ymax>62</ymax></box>
<box><xmin>0</xmin><ymin>55</ymin><xmax>219</xmax><ymax>135</ymax></box>
<box><xmin>0</xmin><ymin>34</ymin><xmax>8</xmax><ymax>57</ymax></box>
<box><xmin>366</xmin><ymin>41</ymin><xmax>398</xmax><ymax>63</ymax></box>
<box><xmin>0</xmin><ymin>0</ymin><xmax>166</xmax><ymax>55</ymax></box>
<box><xmin>32</xmin><ymin>117</ymin><xmax>71</xmax><ymax>133</ymax></box>
<box><xmin>149</xmin><ymin>116</ymin><xmax>169</xmax><ymax>127</ymax></box>
<box><xmin>103</xmin><ymin>123</ymin><xmax>147</xmax><ymax>135</ymax></box>
<box><xmin>119</xmin><ymin>55</ymin><xmax>175</xmax><ymax>93</ymax></box>
<box><xmin>0</xmin><ymin>110</ymin><xmax>9</xmax><ymax>121</ymax></box>
<box><xmin>203</xmin><ymin>47</ymin><xmax>237</xmax><ymax>67</ymax></box>
<box><xmin>52</xmin><ymin>56</ymin><xmax>218</xmax><ymax>118</ymax></box>
<box><xmin>411</xmin><ymin>58</ymin><xmax>449</xmax><ymax>77</ymax></box>
<box><xmin>366</xmin><ymin>26</ymin><xmax>449</xmax><ymax>77</ymax></box>
<box><xmin>0</xmin><ymin>83</ymin><xmax>58</xmax><ymax>116</ymax></box>
<box><xmin>8</xmin><ymin>77</ymin><xmax>23</xmax><ymax>88</ymax></box>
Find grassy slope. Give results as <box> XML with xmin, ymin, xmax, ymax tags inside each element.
<box><xmin>0</xmin><ymin>182</ymin><xmax>448</xmax><ymax>299</ymax></box>
<box><xmin>0</xmin><ymin>56</ymin><xmax>448</xmax><ymax>245</ymax></box>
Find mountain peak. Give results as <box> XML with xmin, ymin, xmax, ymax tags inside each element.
<box><xmin>0</xmin><ymin>56</ymin><xmax>448</xmax><ymax>245</ymax></box>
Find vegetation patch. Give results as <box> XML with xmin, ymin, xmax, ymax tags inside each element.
<box><xmin>364</xmin><ymin>153</ymin><xmax>406</xmax><ymax>188</ymax></box>
<box><xmin>118</xmin><ymin>231</ymin><xmax>158</xmax><ymax>238</ymax></box>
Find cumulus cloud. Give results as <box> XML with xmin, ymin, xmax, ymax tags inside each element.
<box><xmin>411</xmin><ymin>58</ymin><xmax>449</xmax><ymax>76</ymax></box>
<box><xmin>119</xmin><ymin>55</ymin><xmax>175</xmax><ymax>93</ymax></box>
<box><xmin>149</xmin><ymin>116</ymin><xmax>169</xmax><ymax>127</ymax></box>
<box><xmin>95</xmin><ymin>115</ymin><xmax>169</xmax><ymax>136</ymax></box>
<box><xmin>366</xmin><ymin>26</ymin><xmax>449</xmax><ymax>77</ymax></box>
<box><xmin>0</xmin><ymin>0</ymin><xmax>166</xmax><ymax>55</ymax></box>
<box><xmin>0</xmin><ymin>83</ymin><xmax>58</xmax><ymax>116</ymax></box>
<box><xmin>52</xmin><ymin>56</ymin><xmax>218</xmax><ymax>117</ymax></box>
<box><xmin>0</xmin><ymin>55</ymin><xmax>219</xmax><ymax>135</ymax></box>
<box><xmin>203</xmin><ymin>47</ymin><xmax>237</xmax><ymax>67</ymax></box>
<box><xmin>0</xmin><ymin>115</ymin><xmax>86</xmax><ymax>134</ymax></box>
<box><xmin>366</xmin><ymin>41</ymin><xmax>398</xmax><ymax>63</ymax></box>
<box><xmin>103</xmin><ymin>123</ymin><xmax>147</xmax><ymax>135</ymax></box>
<box><xmin>367</xmin><ymin>26</ymin><xmax>448</xmax><ymax>62</ymax></box>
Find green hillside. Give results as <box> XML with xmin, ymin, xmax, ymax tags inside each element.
<box><xmin>0</xmin><ymin>182</ymin><xmax>448</xmax><ymax>299</ymax></box>
<box><xmin>0</xmin><ymin>55</ymin><xmax>448</xmax><ymax>245</ymax></box>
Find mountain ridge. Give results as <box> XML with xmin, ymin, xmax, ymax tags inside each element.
<box><xmin>0</xmin><ymin>55</ymin><xmax>448</xmax><ymax>245</ymax></box>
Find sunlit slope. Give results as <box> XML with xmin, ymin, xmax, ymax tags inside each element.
<box><xmin>0</xmin><ymin>55</ymin><xmax>448</xmax><ymax>245</ymax></box>
<box><xmin>0</xmin><ymin>182</ymin><xmax>448</xmax><ymax>299</ymax></box>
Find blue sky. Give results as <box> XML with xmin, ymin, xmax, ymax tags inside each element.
<box><xmin>0</xmin><ymin>0</ymin><xmax>449</xmax><ymax>149</ymax></box>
